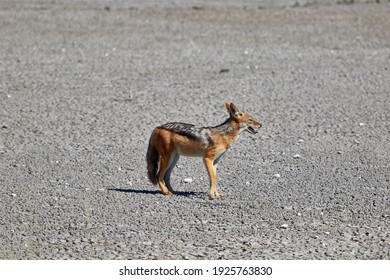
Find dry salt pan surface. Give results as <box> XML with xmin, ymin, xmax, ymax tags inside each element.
<box><xmin>0</xmin><ymin>0</ymin><xmax>389</xmax><ymax>259</ymax></box>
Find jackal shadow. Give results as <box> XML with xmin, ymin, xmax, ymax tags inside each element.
<box><xmin>108</xmin><ymin>188</ymin><xmax>199</xmax><ymax>197</ymax></box>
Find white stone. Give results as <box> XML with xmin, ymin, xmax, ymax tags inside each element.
<box><xmin>183</xmin><ymin>178</ymin><xmax>193</xmax><ymax>183</ymax></box>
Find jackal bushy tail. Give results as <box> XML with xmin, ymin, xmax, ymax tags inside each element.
<box><xmin>146</xmin><ymin>135</ymin><xmax>159</xmax><ymax>185</ymax></box>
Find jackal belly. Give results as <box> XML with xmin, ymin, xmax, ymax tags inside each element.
<box><xmin>174</xmin><ymin>136</ymin><xmax>206</xmax><ymax>157</ymax></box>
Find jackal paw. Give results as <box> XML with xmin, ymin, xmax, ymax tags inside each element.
<box><xmin>209</xmin><ymin>191</ymin><xmax>224</xmax><ymax>200</ymax></box>
<box><xmin>162</xmin><ymin>191</ymin><xmax>173</xmax><ymax>196</ymax></box>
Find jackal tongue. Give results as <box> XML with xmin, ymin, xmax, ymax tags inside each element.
<box><xmin>247</xmin><ymin>126</ymin><xmax>258</xmax><ymax>134</ymax></box>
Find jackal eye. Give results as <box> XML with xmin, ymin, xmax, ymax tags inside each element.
<box><xmin>249</xmin><ymin>118</ymin><xmax>253</xmax><ymax>122</ymax></box>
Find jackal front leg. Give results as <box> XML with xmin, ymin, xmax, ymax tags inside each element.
<box><xmin>204</xmin><ymin>157</ymin><xmax>222</xmax><ymax>199</ymax></box>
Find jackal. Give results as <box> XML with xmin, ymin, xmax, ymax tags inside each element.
<box><xmin>146</xmin><ymin>102</ymin><xmax>262</xmax><ymax>199</ymax></box>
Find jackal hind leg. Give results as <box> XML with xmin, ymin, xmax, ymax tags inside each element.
<box><xmin>157</xmin><ymin>156</ymin><xmax>173</xmax><ymax>195</ymax></box>
<box><xmin>164</xmin><ymin>153</ymin><xmax>179</xmax><ymax>194</ymax></box>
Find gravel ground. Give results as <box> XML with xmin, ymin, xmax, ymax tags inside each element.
<box><xmin>0</xmin><ymin>0</ymin><xmax>389</xmax><ymax>260</ymax></box>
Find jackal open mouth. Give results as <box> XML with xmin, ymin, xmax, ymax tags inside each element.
<box><xmin>247</xmin><ymin>126</ymin><xmax>259</xmax><ymax>134</ymax></box>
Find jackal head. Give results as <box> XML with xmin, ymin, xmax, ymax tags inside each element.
<box><xmin>225</xmin><ymin>102</ymin><xmax>262</xmax><ymax>134</ymax></box>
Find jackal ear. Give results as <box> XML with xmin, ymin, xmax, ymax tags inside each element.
<box><xmin>229</xmin><ymin>102</ymin><xmax>240</xmax><ymax>116</ymax></box>
<box><xmin>225</xmin><ymin>102</ymin><xmax>231</xmax><ymax>113</ymax></box>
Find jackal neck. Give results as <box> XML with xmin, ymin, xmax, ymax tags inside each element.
<box><xmin>212</xmin><ymin>117</ymin><xmax>239</xmax><ymax>136</ymax></box>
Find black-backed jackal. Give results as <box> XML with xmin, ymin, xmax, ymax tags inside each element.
<box><xmin>146</xmin><ymin>102</ymin><xmax>262</xmax><ymax>199</ymax></box>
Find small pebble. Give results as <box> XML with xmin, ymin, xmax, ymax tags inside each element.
<box><xmin>359</xmin><ymin>122</ymin><xmax>365</xmax><ymax>126</ymax></box>
<box><xmin>245</xmin><ymin>181</ymin><xmax>250</xmax><ymax>186</ymax></box>
<box><xmin>293</xmin><ymin>154</ymin><xmax>301</xmax><ymax>159</ymax></box>
<box><xmin>280</xmin><ymin>224</ymin><xmax>289</xmax><ymax>229</ymax></box>
<box><xmin>183</xmin><ymin>178</ymin><xmax>193</xmax><ymax>183</ymax></box>
<box><xmin>274</xmin><ymin>173</ymin><xmax>281</xmax><ymax>178</ymax></box>
<box><xmin>250</xmin><ymin>242</ymin><xmax>262</xmax><ymax>249</ymax></box>
<box><xmin>11</xmin><ymin>193</ymin><xmax>16</xmax><ymax>197</ymax></box>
